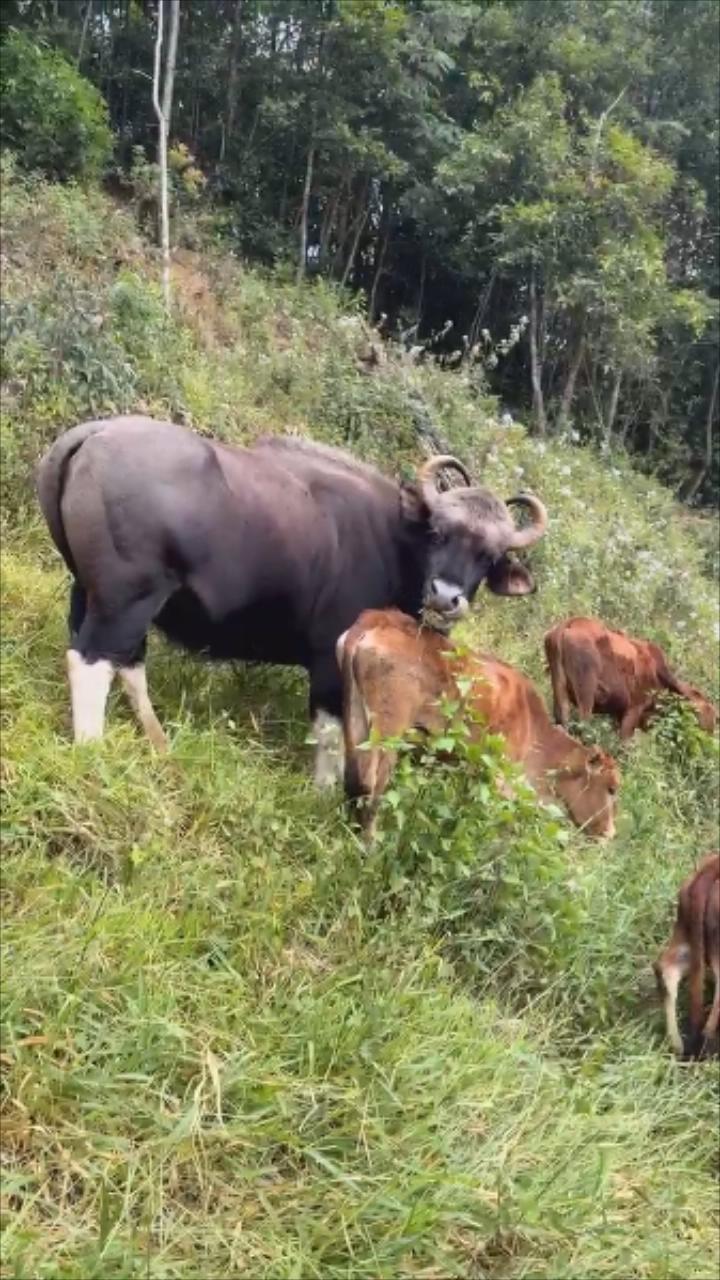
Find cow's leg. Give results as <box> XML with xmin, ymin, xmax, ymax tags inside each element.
<box><xmin>309</xmin><ymin>656</ymin><xmax>345</xmax><ymax>789</ymax></box>
<box><xmin>68</xmin><ymin>587</ymin><xmax>169</xmax><ymax>747</ymax></box>
<box><xmin>655</xmin><ymin>944</ymin><xmax>690</xmax><ymax>1055</ymax></box>
<box><xmin>572</xmin><ymin>665</ymin><xmax>598</xmax><ymax>721</ymax></box>
<box><xmin>701</xmin><ymin>952</ymin><xmax>720</xmax><ymax>1055</ymax></box>
<box><xmin>619</xmin><ymin>701</ymin><xmax>648</xmax><ymax>740</ymax></box>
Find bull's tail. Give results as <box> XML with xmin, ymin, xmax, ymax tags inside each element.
<box><xmin>35</xmin><ymin>419</ymin><xmax>110</xmax><ymax>574</ymax></box>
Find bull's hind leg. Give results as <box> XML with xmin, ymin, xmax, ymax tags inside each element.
<box><xmin>66</xmin><ymin>582</ymin><xmax>114</xmax><ymax>742</ymax></box>
<box><xmin>67</xmin><ymin>583</ymin><xmax>169</xmax><ymax>748</ymax></box>
<box><xmin>66</xmin><ymin>649</ymin><xmax>115</xmax><ymax>742</ymax></box>
<box><xmin>117</xmin><ymin>648</ymin><xmax>168</xmax><ymax>752</ymax></box>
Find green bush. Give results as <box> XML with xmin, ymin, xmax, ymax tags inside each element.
<box><xmin>359</xmin><ymin>709</ymin><xmax>592</xmax><ymax>989</ymax></box>
<box><xmin>0</xmin><ymin>31</ymin><xmax>112</xmax><ymax>180</ymax></box>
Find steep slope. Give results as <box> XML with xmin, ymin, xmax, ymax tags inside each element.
<box><xmin>1</xmin><ymin>166</ymin><xmax>718</xmax><ymax>1280</ymax></box>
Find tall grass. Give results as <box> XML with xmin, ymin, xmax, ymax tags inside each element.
<box><xmin>1</xmin><ymin>166</ymin><xmax>718</xmax><ymax>1279</ymax></box>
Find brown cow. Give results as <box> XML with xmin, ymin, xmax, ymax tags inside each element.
<box><xmin>654</xmin><ymin>852</ymin><xmax>720</xmax><ymax>1059</ymax></box>
<box><xmin>337</xmin><ymin>608</ymin><xmax>620</xmax><ymax>840</ymax></box>
<box><xmin>544</xmin><ymin>616</ymin><xmax>717</xmax><ymax>740</ymax></box>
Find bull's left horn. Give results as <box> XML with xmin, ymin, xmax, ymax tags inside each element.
<box><xmin>505</xmin><ymin>493</ymin><xmax>548</xmax><ymax>549</ymax></box>
<box><xmin>418</xmin><ymin>455</ymin><xmax>472</xmax><ymax>503</ymax></box>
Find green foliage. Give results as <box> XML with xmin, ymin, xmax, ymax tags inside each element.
<box><xmin>0</xmin><ymin>30</ymin><xmax>112</xmax><ymax>181</ymax></box>
<box><xmin>1</xmin><ymin>156</ymin><xmax>719</xmax><ymax>1280</ymax></box>
<box><xmin>362</xmin><ymin>710</ymin><xmax>587</xmax><ymax>968</ymax></box>
<box><xmin>2</xmin><ymin>1</ymin><xmax>718</xmax><ymax>499</ymax></box>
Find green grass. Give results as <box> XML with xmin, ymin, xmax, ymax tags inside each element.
<box><xmin>1</xmin><ymin>168</ymin><xmax>719</xmax><ymax>1279</ymax></box>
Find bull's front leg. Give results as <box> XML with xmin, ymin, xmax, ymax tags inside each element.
<box><xmin>309</xmin><ymin>656</ymin><xmax>345</xmax><ymax>789</ymax></box>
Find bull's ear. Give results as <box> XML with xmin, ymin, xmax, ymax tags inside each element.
<box><xmin>487</xmin><ymin>555</ymin><xmax>536</xmax><ymax>597</ymax></box>
<box><xmin>399</xmin><ymin>482</ymin><xmax>431</xmax><ymax>525</ymax></box>
<box><xmin>587</xmin><ymin>746</ymin><xmax>604</xmax><ymax>769</ymax></box>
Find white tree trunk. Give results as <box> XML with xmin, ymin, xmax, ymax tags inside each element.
<box><xmin>605</xmin><ymin>368</ymin><xmax>622</xmax><ymax>444</ymax></box>
<box><xmin>297</xmin><ymin>136</ymin><xmax>315</xmax><ymax>285</ymax></box>
<box><xmin>152</xmin><ymin>0</ymin><xmax>180</xmax><ymax>313</ymax></box>
<box><xmin>162</xmin><ymin>0</ymin><xmax>180</xmax><ymax>124</ymax></box>
<box><xmin>152</xmin><ymin>0</ymin><xmax>170</xmax><ymax>310</ymax></box>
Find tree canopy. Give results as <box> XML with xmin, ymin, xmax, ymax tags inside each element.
<box><xmin>1</xmin><ymin>0</ymin><xmax>718</xmax><ymax>501</ymax></box>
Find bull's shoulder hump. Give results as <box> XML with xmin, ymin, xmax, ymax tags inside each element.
<box><xmin>250</xmin><ymin>436</ymin><xmax>396</xmax><ymax>488</ymax></box>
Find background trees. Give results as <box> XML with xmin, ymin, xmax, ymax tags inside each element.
<box><xmin>1</xmin><ymin>0</ymin><xmax>717</xmax><ymax>502</ymax></box>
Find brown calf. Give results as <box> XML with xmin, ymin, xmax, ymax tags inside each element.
<box><xmin>654</xmin><ymin>852</ymin><xmax>720</xmax><ymax>1058</ymax></box>
<box><xmin>337</xmin><ymin>608</ymin><xmax>620</xmax><ymax>839</ymax></box>
<box><xmin>544</xmin><ymin>616</ymin><xmax>717</xmax><ymax>740</ymax></box>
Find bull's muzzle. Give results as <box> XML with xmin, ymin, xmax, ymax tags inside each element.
<box><xmin>425</xmin><ymin>578</ymin><xmax>470</xmax><ymax>620</ymax></box>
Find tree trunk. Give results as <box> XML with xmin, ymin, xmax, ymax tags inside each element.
<box><xmin>152</xmin><ymin>0</ymin><xmax>170</xmax><ymax>310</ymax></box>
<box><xmin>557</xmin><ymin>325</ymin><xmax>585</xmax><ymax>430</ymax></box>
<box><xmin>368</xmin><ymin>192</ymin><xmax>390</xmax><ymax>323</ymax></box>
<box><xmin>528</xmin><ymin>268</ymin><xmax>547</xmax><ymax>435</ymax></box>
<box><xmin>415</xmin><ymin>250</ymin><xmax>426</xmax><ymax>327</ymax></box>
<box><xmin>319</xmin><ymin>182</ymin><xmax>342</xmax><ymax>269</ymax></box>
<box><xmin>468</xmin><ymin>269</ymin><xmax>496</xmax><ymax>349</ymax></box>
<box><xmin>223</xmin><ymin>0</ymin><xmax>244</xmax><ymax>157</ymax></box>
<box><xmin>684</xmin><ymin>362</ymin><xmax>719</xmax><ymax>502</ymax></box>
<box><xmin>297</xmin><ymin>132</ymin><xmax>316</xmax><ymax>284</ymax></box>
<box><xmin>340</xmin><ymin>180</ymin><xmax>370</xmax><ymax>288</ymax></box>
<box><xmin>77</xmin><ymin>0</ymin><xmax>93</xmax><ymax>69</ymax></box>
<box><xmin>332</xmin><ymin>182</ymin><xmax>352</xmax><ymax>275</ymax></box>
<box><xmin>162</xmin><ymin>0</ymin><xmax>180</xmax><ymax>125</ymax></box>
<box><xmin>605</xmin><ymin>368</ymin><xmax>622</xmax><ymax>443</ymax></box>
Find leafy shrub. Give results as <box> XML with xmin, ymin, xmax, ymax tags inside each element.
<box><xmin>0</xmin><ymin>31</ymin><xmax>112</xmax><ymax>180</ymax></box>
<box><xmin>360</xmin><ymin>707</ymin><xmax>590</xmax><ymax>989</ymax></box>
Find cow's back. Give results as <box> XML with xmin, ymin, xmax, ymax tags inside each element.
<box><xmin>463</xmin><ymin>654</ymin><xmax>539</xmax><ymax>760</ymax></box>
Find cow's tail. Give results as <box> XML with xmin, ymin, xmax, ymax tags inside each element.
<box><xmin>656</xmin><ymin>663</ymin><xmax>688</xmax><ymax>698</ymax></box>
<box><xmin>35</xmin><ymin>420</ymin><xmax>109</xmax><ymax>574</ymax></box>
<box><xmin>338</xmin><ymin>632</ymin><xmax>373</xmax><ymax>802</ymax></box>
<box><xmin>685</xmin><ymin>859</ymin><xmax>720</xmax><ymax>1051</ymax></box>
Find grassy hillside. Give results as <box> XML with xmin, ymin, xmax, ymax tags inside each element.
<box><xmin>1</xmin><ymin>165</ymin><xmax>719</xmax><ymax>1280</ymax></box>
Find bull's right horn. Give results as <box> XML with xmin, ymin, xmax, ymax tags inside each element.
<box><xmin>418</xmin><ymin>455</ymin><xmax>472</xmax><ymax>503</ymax></box>
<box><xmin>505</xmin><ymin>492</ymin><xmax>548</xmax><ymax>549</ymax></box>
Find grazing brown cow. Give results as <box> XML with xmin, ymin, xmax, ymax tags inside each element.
<box><xmin>654</xmin><ymin>852</ymin><xmax>720</xmax><ymax>1059</ymax></box>
<box><xmin>337</xmin><ymin>608</ymin><xmax>620</xmax><ymax>840</ymax></box>
<box><xmin>544</xmin><ymin>616</ymin><xmax>717</xmax><ymax>740</ymax></box>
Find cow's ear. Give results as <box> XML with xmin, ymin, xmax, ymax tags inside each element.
<box><xmin>487</xmin><ymin>554</ymin><xmax>536</xmax><ymax>597</ymax></box>
<box><xmin>400</xmin><ymin>482</ymin><xmax>431</xmax><ymax>525</ymax></box>
<box><xmin>587</xmin><ymin>746</ymin><xmax>604</xmax><ymax>770</ymax></box>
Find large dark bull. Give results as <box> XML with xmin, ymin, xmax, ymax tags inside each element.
<box><xmin>36</xmin><ymin>416</ymin><xmax>547</xmax><ymax>783</ymax></box>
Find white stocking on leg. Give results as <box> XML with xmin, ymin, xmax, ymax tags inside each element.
<box><xmin>66</xmin><ymin>649</ymin><xmax>114</xmax><ymax>743</ymax></box>
<box><xmin>118</xmin><ymin>663</ymin><xmax>168</xmax><ymax>751</ymax></box>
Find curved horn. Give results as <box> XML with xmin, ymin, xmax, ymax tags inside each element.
<box><xmin>505</xmin><ymin>493</ymin><xmax>548</xmax><ymax>549</ymax></box>
<box><xmin>418</xmin><ymin>455</ymin><xmax>472</xmax><ymax>502</ymax></box>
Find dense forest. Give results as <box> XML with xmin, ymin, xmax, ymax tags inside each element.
<box><xmin>2</xmin><ymin>0</ymin><xmax>718</xmax><ymax>503</ymax></box>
